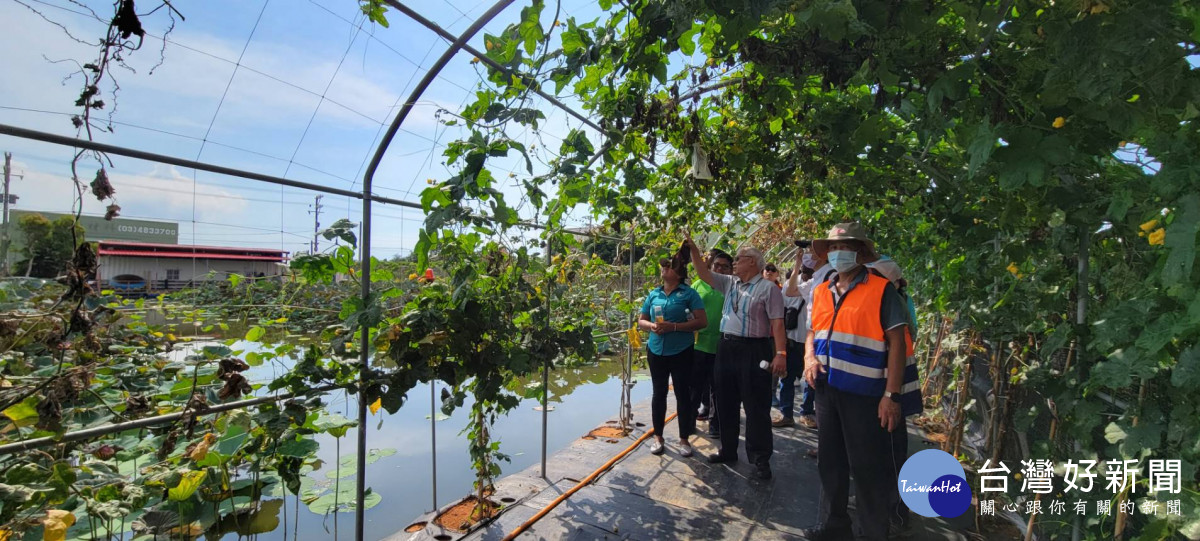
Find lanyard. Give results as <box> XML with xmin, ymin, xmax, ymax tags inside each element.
<box><xmin>820</xmin><ymin>280</ymin><xmax>857</xmax><ymax>365</ymax></box>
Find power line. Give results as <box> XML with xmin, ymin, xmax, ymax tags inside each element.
<box><xmin>0</xmin><ymin>104</ymin><xmax>447</xmax><ymax>190</ymax></box>
<box><xmin>21</xmin><ymin>0</ymin><xmax>388</xmax><ymax>129</ymax></box>
<box><xmin>284</xmin><ymin>24</ymin><xmax>365</xmax><ymax>181</ymax></box>
<box><xmin>2</xmin><ymin>141</ymin><xmax>351</xmax><ymax>196</ymax></box>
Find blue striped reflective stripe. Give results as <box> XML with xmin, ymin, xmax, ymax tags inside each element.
<box><xmin>814</xmin><ymin>337</ymin><xmax>888</xmax><ymax>395</ymax></box>
<box><xmin>816</xmin><ymin>340</ymin><xmax>887</xmax><ymax>369</ymax></box>
<box><xmin>900</xmin><ymin>358</ymin><xmax>922</xmax><ymax>416</ymax></box>
<box><xmin>815</xmin><ymin>338</ymin><xmax>924</xmax><ymax>414</ymax></box>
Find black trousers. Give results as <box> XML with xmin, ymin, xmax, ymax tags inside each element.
<box><xmin>714</xmin><ymin>337</ymin><xmax>773</xmax><ymax>466</ymax></box>
<box><xmin>891</xmin><ymin>418</ymin><xmax>910</xmax><ymax>525</ymax></box>
<box><xmin>649</xmin><ymin>346</ymin><xmax>695</xmax><ymax>440</ymax></box>
<box><xmin>691</xmin><ymin>349</ymin><xmax>716</xmax><ymax>423</ymax></box>
<box><xmin>814</xmin><ymin>376</ymin><xmax>896</xmax><ymax>541</ymax></box>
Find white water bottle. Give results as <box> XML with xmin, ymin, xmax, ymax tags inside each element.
<box><xmin>759</xmin><ymin>360</ymin><xmax>770</xmax><ymax>371</ymax></box>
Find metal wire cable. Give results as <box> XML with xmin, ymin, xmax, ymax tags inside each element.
<box><xmin>0</xmin><ymin>108</ymin><xmax>357</xmax><ymax>186</ymax></box>
<box><xmin>281</xmin><ymin>11</ymin><xmax>367</xmax><ymax>180</ymax></box>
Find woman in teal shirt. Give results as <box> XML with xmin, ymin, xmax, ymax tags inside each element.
<box><xmin>638</xmin><ymin>257</ymin><xmax>708</xmax><ymax>457</ymax></box>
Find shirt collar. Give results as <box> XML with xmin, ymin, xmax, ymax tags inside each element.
<box><xmin>655</xmin><ymin>283</ymin><xmax>692</xmax><ymax>295</ymax></box>
<box><xmin>736</xmin><ymin>274</ymin><xmax>764</xmax><ymax>287</ymax></box>
<box><xmin>826</xmin><ymin>268</ymin><xmax>870</xmax><ymax>294</ymax></box>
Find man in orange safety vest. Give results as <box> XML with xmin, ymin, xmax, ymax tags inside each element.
<box><xmin>801</xmin><ymin>222</ymin><xmax>912</xmax><ymax>541</ymax></box>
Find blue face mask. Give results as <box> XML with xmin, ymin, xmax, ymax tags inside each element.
<box><xmin>827</xmin><ymin>250</ymin><xmax>858</xmax><ymax>273</ymax></box>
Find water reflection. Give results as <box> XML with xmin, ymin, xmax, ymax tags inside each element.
<box><xmin>315</xmin><ymin>358</ymin><xmax>652</xmax><ymax>541</ymax></box>
<box><xmin>138</xmin><ymin>306</ymin><xmax>654</xmax><ymax>540</ymax></box>
<box><xmin>162</xmin><ymin>336</ymin><xmax>649</xmax><ymax>540</ymax></box>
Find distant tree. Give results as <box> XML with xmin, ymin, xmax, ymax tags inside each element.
<box><xmin>583</xmin><ymin>236</ymin><xmax>645</xmax><ymax>266</ymax></box>
<box><xmin>17</xmin><ymin>214</ymin><xmax>84</xmax><ymax>277</ymax></box>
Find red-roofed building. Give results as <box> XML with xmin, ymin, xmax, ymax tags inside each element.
<box><xmin>96</xmin><ymin>241</ymin><xmax>289</xmax><ymax>291</ymax></box>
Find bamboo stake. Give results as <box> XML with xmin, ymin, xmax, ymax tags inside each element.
<box><xmin>951</xmin><ymin>333</ymin><xmax>975</xmax><ymax>458</ymax></box>
<box><xmin>990</xmin><ymin>344</ymin><xmax>1013</xmax><ymax>466</ymax></box>
<box><xmin>1024</xmin><ymin>408</ymin><xmax>1059</xmax><ymax>541</ymax></box>
<box><xmin>1114</xmin><ymin>380</ymin><xmax>1149</xmax><ymax>540</ymax></box>
<box><xmin>921</xmin><ymin>317</ymin><xmax>951</xmax><ymax>398</ymax></box>
<box><xmin>1019</xmin><ymin>334</ymin><xmax>1080</xmax><ymax>541</ymax></box>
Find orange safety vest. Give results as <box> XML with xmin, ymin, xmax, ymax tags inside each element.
<box><xmin>811</xmin><ymin>272</ymin><xmax>922</xmax><ymax>415</ymax></box>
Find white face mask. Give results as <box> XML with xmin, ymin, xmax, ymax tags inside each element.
<box><xmin>827</xmin><ymin>250</ymin><xmax>858</xmax><ymax>273</ymax></box>
<box><xmin>802</xmin><ymin>253</ymin><xmax>818</xmax><ymax>270</ymax></box>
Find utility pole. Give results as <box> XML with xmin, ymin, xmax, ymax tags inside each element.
<box><xmin>308</xmin><ymin>194</ymin><xmax>323</xmax><ymax>254</ymax></box>
<box><xmin>1</xmin><ymin>153</ymin><xmax>13</xmax><ymax>275</ymax></box>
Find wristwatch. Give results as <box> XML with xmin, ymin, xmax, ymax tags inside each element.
<box><xmin>884</xmin><ymin>391</ymin><xmax>901</xmax><ymax>403</ymax></box>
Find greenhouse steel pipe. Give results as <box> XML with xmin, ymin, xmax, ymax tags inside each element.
<box><xmin>430</xmin><ymin>380</ymin><xmax>438</xmax><ymax>511</ymax></box>
<box><xmin>0</xmin><ymin>385</ymin><xmax>342</xmax><ymax>456</ymax></box>
<box><xmin>541</xmin><ymin>242</ymin><xmax>551</xmax><ymax>478</ymax></box>
<box><xmin>0</xmin><ymin>124</ymin><xmax>421</xmax><ymax>210</ymax></box>
<box><xmin>628</xmin><ymin>230</ymin><xmax>638</xmax><ymax>429</ymax></box>
<box><xmin>358</xmin><ymin>1</ymin><xmax>515</xmax><ymax>538</ymax></box>
<box><xmin>0</xmin><ymin>125</ymin><xmax>627</xmax><ymax>240</ymax></box>
<box><xmin>381</xmin><ymin>0</ymin><xmax>605</xmax><ymax>136</ymax></box>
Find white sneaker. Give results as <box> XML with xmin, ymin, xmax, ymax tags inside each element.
<box><xmin>649</xmin><ymin>440</ymin><xmax>665</xmax><ymax>455</ymax></box>
<box><xmin>679</xmin><ymin>442</ymin><xmax>694</xmax><ymax>457</ymax></box>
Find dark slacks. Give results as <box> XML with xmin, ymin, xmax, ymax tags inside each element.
<box><xmin>778</xmin><ymin>339</ymin><xmax>806</xmax><ymax>419</ymax></box>
<box><xmin>890</xmin><ymin>417</ymin><xmax>911</xmax><ymax>526</ymax></box>
<box><xmin>714</xmin><ymin>337</ymin><xmax>773</xmax><ymax>466</ymax></box>
<box><xmin>691</xmin><ymin>349</ymin><xmax>717</xmax><ymax>425</ymax></box>
<box><xmin>648</xmin><ymin>346</ymin><xmax>695</xmax><ymax>440</ymax></box>
<box><xmin>814</xmin><ymin>375</ymin><xmax>895</xmax><ymax>541</ymax></box>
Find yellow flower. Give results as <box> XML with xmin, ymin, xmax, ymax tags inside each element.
<box><xmin>186</xmin><ymin>433</ymin><xmax>218</xmax><ymax>462</ymax></box>
<box><xmin>1148</xmin><ymin>228</ymin><xmax>1165</xmax><ymax>246</ymax></box>
<box><xmin>369</xmin><ymin>397</ymin><xmax>382</xmax><ymax>415</ymax></box>
<box><xmin>1139</xmin><ymin>219</ymin><xmax>1159</xmax><ymax>233</ymax></box>
<box><xmin>726</xmin><ymin>120</ymin><xmax>736</xmax><ymax>128</ymax></box>
<box><xmin>426</xmin><ymin>178</ymin><xmax>435</xmax><ymax>185</ymax></box>
<box><xmin>1006</xmin><ymin>262</ymin><xmax>1020</xmax><ymax>276</ymax></box>
<box><xmin>1052</xmin><ymin>117</ymin><xmax>1066</xmax><ymax>129</ymax></box>
<box><xmin>42</xmin><ymin>510</ymin><xmax>75</xmax><ymax>541</ymax></box>
<box><xmin>408</xmin><ymin>273</ymin><xmax>418</xmax><ymax>280</ymax></box>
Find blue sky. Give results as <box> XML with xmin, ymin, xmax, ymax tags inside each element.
<box><xmin>2</xmin><ymin>0</ymin><xmax>605</xmax><ymax>257</ymax></box>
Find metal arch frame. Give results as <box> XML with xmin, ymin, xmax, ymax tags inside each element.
<box><xmin>356</xmin><ymin>1</ymin><xmax>517</xmax><ymax>538</ymax></box>
<box><xmin>381</xmin><ymin>0</ymin><xmax>607</xmax><ymax>136</ymax></box>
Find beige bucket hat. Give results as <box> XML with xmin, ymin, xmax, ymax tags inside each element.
<box><xmin>812</xmin><ymin>222</ymin><xmax>877</xmax><ymax>258</ymax></box>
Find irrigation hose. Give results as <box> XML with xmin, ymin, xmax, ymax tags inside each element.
<box><xmin>501</xmin><ymin>412</ymin><xmax>679</xmax><ymax>541</ymax></box>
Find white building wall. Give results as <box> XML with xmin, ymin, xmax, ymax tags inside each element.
<box><xmin>98</xmin><ymin>256</ymin><xmax>283</xmax><ymax>284</ymax></box>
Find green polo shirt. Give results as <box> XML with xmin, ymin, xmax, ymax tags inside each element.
<box><xmin>693</xmin><ymin>279</ymin><xmax>724</xmax><ymax>354</ymax></box>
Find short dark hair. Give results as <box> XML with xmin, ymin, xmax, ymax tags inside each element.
<box><xmin>659</xmin><ymin>257</ymin><xmax>688</xmax><ymax>283</ymax></box>
<box><xmin>709</xmin><ymin>249</ymin><xmax>733</xmax><ymax>266</ymax></box>
<box><xmin>764</xmin><ymin>263</ymin><xmax>778</xmax><ymax>273</ymax></box>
